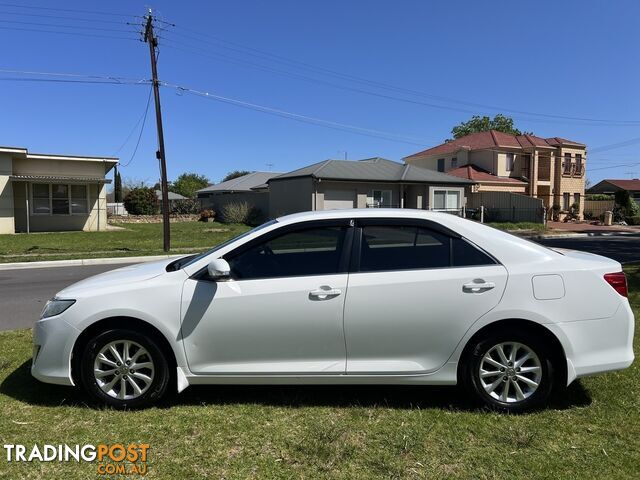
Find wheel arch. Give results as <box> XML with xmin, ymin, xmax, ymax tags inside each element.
<box><xmin>71</xmin><ymin>316</ymin><xmax>178</xmax><ymax>386</ymax></box>
<box><xmin>457</xmin><ymin>318</ymin><xmax>567</xmax><ymax>388</ymax></box>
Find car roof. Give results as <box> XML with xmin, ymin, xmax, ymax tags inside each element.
<box><xmin>276</xmin><ymin>208</ymin><xmax>451</xmax><ymax>224</ymax></box>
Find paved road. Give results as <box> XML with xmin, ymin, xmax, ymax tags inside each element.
<box><xmin>537</xmin><ymin>233</ymin><xmax>640</xmax><ymax>264</ymax></box>
<box><xmin>0</xmin><ymin>264</ymin><xmax>131</xmax><ymax>331</ymax></box>
<box><xmin>1</xmin><ymin>234</ymin><xmax>639</xmax><ymax>332</ymax></box>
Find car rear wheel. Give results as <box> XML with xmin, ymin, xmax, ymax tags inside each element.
<box><xmin>79</xmin><ymin>329</ymin><xmax>171</xmax><ymax>409</ymax></box>
<box><xmin>463</xmin><ymin>331</ymin><xmax>555</xmax><ymax>412</ymax></box>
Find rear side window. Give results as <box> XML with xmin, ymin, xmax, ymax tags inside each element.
<box><xmin>357</xmin><ymin>224</ymin><xmax>497</xmax><ymax>272</ymax></box>
<box><xmin>359</xmin><ymin>225</ymin><xmax>450</xmax><ymax>271</ymax></box>
<box><xmin>227</xmin><ymin>226</ymin><xmax>347</xmax><ymax>279</ymax></box>
<box><xmin>452</xmin><ymin>237</ymin><xmax>496</xmax><ymax>267</ymax></box>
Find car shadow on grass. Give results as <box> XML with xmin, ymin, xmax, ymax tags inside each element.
<box><xmin>2</xmin><ymin>359</ymin><xmax>592</xmax><ymax>413</ymax></box>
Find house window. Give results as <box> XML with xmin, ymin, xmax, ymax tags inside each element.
<box><xmin>31</xmin><ymin>183</ymin><xmax>89</xmax><ymax>215</ymax></box>
<box><xmin>575</xmin><ymin>154</ymin><xmax>583</xmax><ymax>175</ymax></box>
<box><xmin>371</xmin><ymin>189</ymin><xmax>392</xmax><ymax>207</ymax></box>
<box><xmin>431</xmin><ymin>188</ymin><xmax>462</xmax><ymax>211</ymax></box>
<box><xmin>563</xmin><ymin>192</ymin><xmax>570</xmax><ymax>210</ymax></box>
<box><xmin>451</xmin><ymin>157</ymin><xmax>457</xmax><ymax>169</ymax></box>
<box><xmin>563</xmin><ymin>153</ymin><xmax>572</xmax><ymax>174</ymax></box>
<box><xmin>505</xmin><ymin>153</ymin><xmax>514</xmax><ymax>172</ymax></box>
<box><xmin>574</xmin><ymin>193</ymin><xmax>580</xmax><ymax>207</ymax></box>
<box><xmin>437</xmin><ymin>158</ymin><xmax>445</xmax><ymax>172</ymax></box>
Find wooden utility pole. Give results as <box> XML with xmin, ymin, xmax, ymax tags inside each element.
<box><xmin>144</xmin><ymin>9</ymin><xmax>171</xmax><ymax>251</ymax></box>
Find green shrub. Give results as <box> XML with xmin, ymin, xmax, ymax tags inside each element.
<box><xmin>220</xmin><ymin>201</ymin><xmax>262</xmax><ymax>225</ymax></box>
<box><xmin>170</xmin><ymin>198</ymin><xmax>199</xmax><ymax>215</ymax></box>
<box><xmin>626</xmin><ymin>215</ymin><xmax>640</xmax><ymax>226</ymax></box>
<box><xmin>586</xmin><ymin>194</ymin><xmax>614</xmax><ymax>201</ymax></box>
<box><xmin>123</xmin><ymin>187</ymin><xmax>158</xmax><ymax>215</ymax></box>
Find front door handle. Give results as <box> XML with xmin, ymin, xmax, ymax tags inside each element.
<box><xmin>309</xmin><ymin>286</ymin><xmax>342</xmax><ymax>300</ymax></box>
<box><xmin>462</xmin><ymin>280</ymin><xmax>496</xmax><ymax>294</ymax></box>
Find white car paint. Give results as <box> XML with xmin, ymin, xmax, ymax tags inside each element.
<box><xmin>32</xmin><ymin>209</ymin><xmax>634</xmax><ymax>394</ymax></box>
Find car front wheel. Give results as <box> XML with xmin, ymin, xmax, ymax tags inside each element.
<box><xmin>464</xmin><ymin>331</ymin><xmax>555</xmax><ymax>412</ymax></box>
<box><xmin>79</xmin><ymin>329</ymin><xmax>171</xmax><ymax>409</ymax></box>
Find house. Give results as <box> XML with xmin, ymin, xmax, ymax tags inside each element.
<box><xmin>587</xmin><ymin>179</ymin><xmax>640</xmax><ymax>203</ymax></box>
<box><xmin>0</xmin><ymin>145</ymin><xmax>117</xmax><ymax>233</ymax></box>
<box><xmin>267</xmin><ymin>157</ymin><xmax>474</xmax><ymax>218</ymax></box>
<box><xmin>155</xmin><ymin>189</ymin><xmax>186</xmax><ymax>211</ymax></box>
<box><xmin>403</xmin><ymin>131</ymin><xmax>587</xmax><ymax>218</ymax></box>
<box><xmin>197</xmin><ymin>171</ymin><xmax>282</xmax><ymax>219</ymax></box>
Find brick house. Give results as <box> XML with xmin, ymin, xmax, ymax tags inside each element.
<box><xmin>403</xmin><ymin>130</ymin><xmax>587</xmax><ymax>218</ymax></box>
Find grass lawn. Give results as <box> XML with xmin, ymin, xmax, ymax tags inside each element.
<box><xmin>0</xmin><ymin>222</ymin><xmax>251</xmax><ymax>263</ymax></box>
<box><xmin>486</xmin><ymin>221</ymin><xmax>548</xmax><ymax>233</ymax></box>
<box><xmin>0</xmin><ymin>269</ymin><xmax>637</xmax><ymax>478</ymax></box>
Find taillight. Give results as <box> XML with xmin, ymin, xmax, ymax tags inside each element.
<box><xmin>604</xmin><ymin>272</ymin><xmax>628</xmax><ymax>298</ymax></box>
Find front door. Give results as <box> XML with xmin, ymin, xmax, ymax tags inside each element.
<box><xmin>344</xmin><ymin>220</ymin><xmax>508</xmax><ymax>374</ymax></box>
<box><xmin>180</xmin><ymin>220</ymin><xmax>352</xmax><ymax>374</ymax></box>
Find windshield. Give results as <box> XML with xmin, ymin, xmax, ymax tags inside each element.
<box><xmin>167</xmin><ymin>219</ymin><xmax>278</xmax><ymax>271</ymax></box>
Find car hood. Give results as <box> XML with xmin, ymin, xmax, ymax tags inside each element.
<box><xmin>56</xmin><ymin>257</ymin><xmax>185</xmax><ymax>297</ymax></box>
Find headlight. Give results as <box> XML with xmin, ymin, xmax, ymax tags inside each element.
<box><xmin>41</xmin><ymin>299</ymin><xmax>76</xmax><ymax>319</ymax></box>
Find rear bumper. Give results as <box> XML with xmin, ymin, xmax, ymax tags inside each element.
<box><xmin>547</xmin><ymin>301</ymin><xmax>635</xmax><ymax>384</ymax></box>
<box><xmin>31</xmin><ymin>316</ymin><xmax>80</xmax><ymax>386</ymax></box>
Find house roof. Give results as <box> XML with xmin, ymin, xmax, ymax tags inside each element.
<box><xmin>270</xmin><ymin>157</ymin><xmax>474</xmax><ymax>184</ymax></box>
<box><xmin>404</xmin><ymin>130</ymin><xmax>585</xmax><ymax>159</ymax></box>
<box><xmin>445</xmin><ymin>164</ymin><xmax>527</xmax><ymax>184</ymax></box>
<box><xmin>0</xmin><ymin>145</ymin><xmax>118</xmax><ymax>163</ymax></box>
<box><xmin>155</xmin><ymin>190</ymin><xmax>186</xmax><ymax>201</ymax></box>
<box><xmin>591</xmin><ymin>179</ymin><xmax>640</xmax><ymax>192</ymax></box>
<box><xmin>9</xmin><ymin>174</ymin><xmax>111</xmax><ymax>184</ymax></box>
<box><xmin>197</xmin><ymin>171</ymin><xmax>283</xmax><ymax>194</ymax></box>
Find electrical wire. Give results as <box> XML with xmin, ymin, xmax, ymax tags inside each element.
<box><xmin>0</xmin><ymin>24</ymin><xmax>139</xmax><ymax>41</ymax></box>
<box><xmin>161</xmin><ymin>81</ymin><xmax>437</xmax><ymax>146</ymax></box>
<box><xmin>0</xmin><ymin>2</ymin><xmax>136</xmax><ymax>18</ymax></box>
<box><xmin>119</xmin><ymin>87</ymin><xmax>153</xmax><ymax>168</ymax></box>
<box><xmin>0</xmin><ymin>9</ymin><xmax>135</xmax><ymax>24</ymax></box>
<box><xmin>113</xmin><ymin>87</ymin><xmax>154</xmax><ymax>156</ymax></box>
<box><xmin>163</xmin><ymin>25</ymin><xmax>640</xmax><ymax>126</ymax></box>
<box><xmin>0</xmin><ymin>18</ymin><xmax>138</xmax><ymax>34</ymax></box>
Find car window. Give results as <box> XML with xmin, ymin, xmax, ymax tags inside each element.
<box><xmin>359</xmin><ymin>225</ymin><xmax>450</xmax><ymax>272</ymax></box>
<box><xmin>227</xmin><ymin>226</ymin><xmax>348</xmax><ymax>280</ymax></box>
<box><xmin>452</xmin><ymin>237</ymin><xmax>496</xmax><ymax>267</ymax></box>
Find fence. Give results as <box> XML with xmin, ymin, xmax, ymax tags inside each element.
<box><xmin>106</xmin><ymin>202</ymin><xmax>128</xmax><ymax>215</ymax></box>
<box><xmin>583</xmin><ymin>199</ymin><xmax>615</xmax><ymax>219</ymax></box>
<box><xmin>466</xmin><ymin>191</ymin><xmax>545</xmax><ymax>223</ymax></box>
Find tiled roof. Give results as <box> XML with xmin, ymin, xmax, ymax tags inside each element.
<box><xmin>270</xmin><ymin>157</ymin><xmax>474</xmax><ymax>184</ymax></box>
<box><xmin>197</xmin><ymin>172</ymin><xmax>283</xmax><ymax>193</ymax></box>
<box><xmin>404</xmin><ymin>130</ymin><xmax>584</xmax><ymax>159</ymax></box>
<box><xmin>445</xmin><ymin>164</ymin><xmax>527</xmax><ymax>184</ymax></box>
<box><xmin>601</xmin><ymin>179</ymin><xmax>640</xmax><ymax>191</ymax></box>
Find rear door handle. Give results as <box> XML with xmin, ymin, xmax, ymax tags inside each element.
<box><xmin>309</xmin><ymin>286</ymin><xmax>342</xmax><ymax>300</ymax></box>
<box><xmin>462</xmin><ymin>280</ymin><xmax>495</xmax><ymax>294</ymax></box>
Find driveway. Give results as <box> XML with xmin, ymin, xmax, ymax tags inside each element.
<box><xmin>0</xmin><ymin>264</ymin><xmax>132</xmax><ymax>331</ymax></box>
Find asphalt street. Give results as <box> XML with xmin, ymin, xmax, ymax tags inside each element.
<box><xmin>0</xmin><ymin>264</ymin><xmax>131</xmax><ymax>331</ymax></box>
<box><xmin>1</xmin><ymin>233</ymin><xmax>639</xmax><ymax>331</ymax></box>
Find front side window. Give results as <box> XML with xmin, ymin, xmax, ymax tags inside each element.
<box><xmin>432</xmin><ymin>189</ymin><xmax>461</xmax><ymax>211</ymax></box>
<box><xmin>31</xmin><ymin>183</ymin><xmax>88</xmax><ymax>215</ymax></box>
<box><xmin>227</xmin><ymin>225</ymin><xmax>348</xmax><ymax>280</ymax></box>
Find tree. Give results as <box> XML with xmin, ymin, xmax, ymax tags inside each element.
<box><xmin>222</xmin><ymin>170</ymin><xmax>252</xmax><ymax>182</ymax></box>
<box><xmin>113</xmin><ymin>166</ymin><xmax>123</xmax><ymax>203</ymax></box>
<box><xmin>171</xmin><ymin>172</ymin><xmax>209</xmax><ymax>198</ymax></box>
<box><xmin>450</xmin><ymin>114</ymin><xmax>531</xmax><ymax>140</ymax></box>
<box><xmin>123</xmin><ymin>187</ymin><xmax>158</xmax><ymax>215</ymax></box>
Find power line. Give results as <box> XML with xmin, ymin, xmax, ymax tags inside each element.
<box><xmin>0</xmin><ymin>18</ymin><xmax>138</xmax><ymax>34</ymax></box>
<box><xmin>0</xmin><ymin>2</ymin><xmax>136</xmax><ymax>18</ymax></box>
<box><xmin>119</xmin><ymin>87</ymin><xmax>153</xmax><ymax>167</ymax></box>
<box><xmin>590</xmin><ymin>136</ymin><xmax>640</xmax><ymax>153</ymax></box>
<box><xmin>163</xmin><ymin>24</ymin><xmax>640</xmax><ymax>126</ymax></box>
<box><xmin>0</xmin><ymin>10</ymin><xmax>134</xmax><ymax>25</ymax></box>
<box><xmin>161</xmin><ymin>81</ymin><xmax>437</xmax><ymax>146</ymax></box>
<box><xmin>0</xmin><ymin>24</ymin><xmax>139</xmax><ymax>41</ymax></box>
<box><xmin>589</xmin><ymin>161</ymin><xmax>640</xmax><ymax>172</ymax></box>
<box><xmin>0</xmin><ymin>68</ymin><xmax>148</xmax><ymax>83</ymax></box>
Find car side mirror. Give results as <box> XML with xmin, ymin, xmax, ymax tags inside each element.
<box><xmin>207</xmin><ymin>258</ymin><xmax>231</xmax><ymax>280</ymax></box>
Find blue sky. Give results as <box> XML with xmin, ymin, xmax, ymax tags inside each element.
<box><xmin>1</xmin><ymin>0</ymin><xmax>639</xmax><ymax>186</ymax></box>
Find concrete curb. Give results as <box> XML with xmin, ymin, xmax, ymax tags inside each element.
<box><xmin>0</xmin><ymin>254</ymin><xmax>185</xmax><ymax>271</ymax></box>
<box><xmin>520</xmin><ymin>231</ymin><xmax>639</xmax><ymax>240</ymax></box>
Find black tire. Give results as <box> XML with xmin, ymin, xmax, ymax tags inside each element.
<box><xmin>462</xmin><ymin>330</ymin><xmax>555</xmax><ymax>413</ymax></box>
<box><xmin>79</xmin><ymin>329</ymin><xmax>171</xmax><ymax>409</ymax></box>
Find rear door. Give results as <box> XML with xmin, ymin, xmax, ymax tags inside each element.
<box><xmin>344</xmin><ymin>218</ymin><xmax>508</xmax><ymax>374</ymax></box>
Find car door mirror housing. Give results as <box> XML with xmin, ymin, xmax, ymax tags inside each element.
<box><xmin>207</xmin><ymin>258</ymin><xmax>231</xmax><ymax>280</ymax></box>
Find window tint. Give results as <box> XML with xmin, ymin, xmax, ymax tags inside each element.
<box><xmin>228</xmin><ymin>226</ymin><xmax>347</xmax><ymax>279</ymax></box>
<box><xmin>452</xmin><ymin>238</ymin><xmax>496</xmax><ymax>267</ymax></box>
<box><xmin>359</xmin><ymin>225</ymin><xmax>449</xmax><ymax>272</ymax></box>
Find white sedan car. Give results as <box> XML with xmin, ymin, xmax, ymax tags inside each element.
<box><xmin>32</xmin><ymin>210</ymin><xmax>634</xmax><ymax>411</ymax></box>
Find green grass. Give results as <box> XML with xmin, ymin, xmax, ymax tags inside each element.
<box><xmin>0</xmin><ymin>267</ymin><xmax>638</xmax><ymax>478</ymax></box>
<box><xmin>0</xmin><ymin>222</ymin><xmax>251</xmax><ymax>263</ymax></box>
<box><xmin>487</xmin><ymin>222</ymin><xmax>548</xmax><ymax>232</ymax></box>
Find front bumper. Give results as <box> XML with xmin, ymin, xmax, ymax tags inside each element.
<box><xmin>31</xmin><ymin>316</ymin><xmax>81</xmax><ymax>386</ymax></box>
<box><xmin>547</xmin><ymin>301</ymin><xmax>635</xmax><ymax>384</ymax></box>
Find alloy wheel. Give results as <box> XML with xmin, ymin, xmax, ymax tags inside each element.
<box><xmin>93</xmin><ymin>340</ymin><xmax>155</xmax><ymax>400</ymax></box>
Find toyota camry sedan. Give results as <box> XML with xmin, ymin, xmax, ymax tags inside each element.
<box><xmin>32</xmin><ymin>209</ymin><xmax>634</xmax><ymax>411</ymax></box>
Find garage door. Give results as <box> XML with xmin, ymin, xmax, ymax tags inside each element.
<box><xmin>323</xmin><ymin>189</ymin><xmax>356</xmax><ymax>210</ymax></box>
